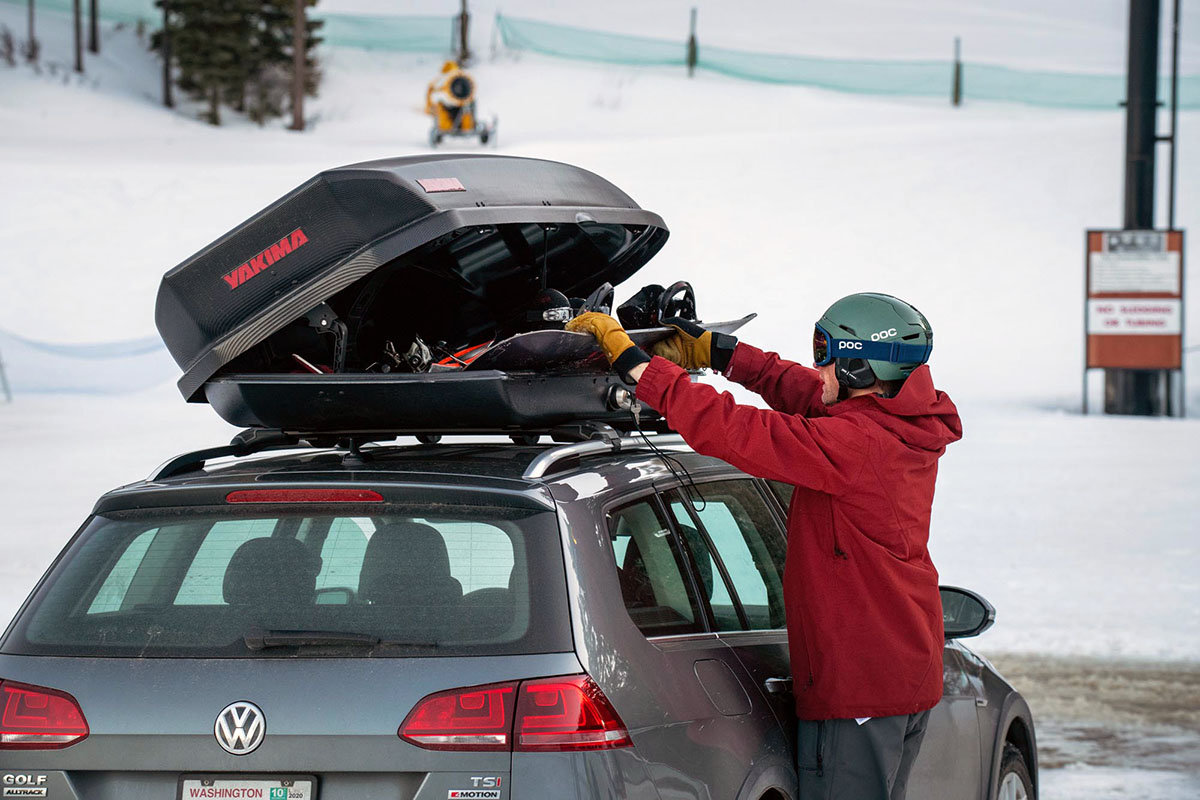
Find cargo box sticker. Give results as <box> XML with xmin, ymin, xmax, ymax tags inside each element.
<box><xmin>2</xmin><ymin>774</ymin><xmax>48</xmax><ymax>798</ymax></box>
<box><xmin>222</xmin><ymin>228</ymin><xmax>310</xmax><ymax>291</ymax></box>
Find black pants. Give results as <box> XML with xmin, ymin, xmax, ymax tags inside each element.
<box><xmin>797</xmin><ymin>711</ymin><xmax>930</xmax><ymax>800</ymax></box>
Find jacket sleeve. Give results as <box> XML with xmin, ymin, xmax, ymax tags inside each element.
<box><xmin>637</xmin><ymin>357</ymin><xmax>869</xmax><ymax>494</ymax></box>
<box><xmin>723</xmin><ymin>342</ymin><xmax>824</xmax><ymax>417</ymax></box>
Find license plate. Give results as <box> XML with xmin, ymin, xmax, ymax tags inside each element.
<box><xmin>178</xmin><ymin>776</ymin><xmax>317</xmax><ymax>800</ymax></box>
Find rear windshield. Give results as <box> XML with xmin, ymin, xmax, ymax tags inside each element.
<box><xmin>3</xmin><ymin>504</ymin><xmax>571</xmax><ymax>658</ymax></box>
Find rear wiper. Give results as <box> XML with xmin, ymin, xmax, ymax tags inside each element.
<box><xmin>243</xmin><ymin>628</ymin><xmax>439</xmax><ymax>651</ymax></box>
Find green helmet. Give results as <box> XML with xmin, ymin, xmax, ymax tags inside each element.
<box><xmin>814</xmin><ymin>293</ymin><xmax>933</xmax><ymax>386</ymax></box>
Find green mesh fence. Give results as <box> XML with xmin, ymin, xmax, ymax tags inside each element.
<box><xmin>497</xmin><ymin>14</ymin><xmax>1200</xmax><ymax>111</ymax></box>
<box><xmin>494</xmin><ymin>13</ymin><xmax>684</xmax><ymax>67</ymax></box>
<box><xmin>1</xmin><ymin>0</ymin><xmax>453</xmax><ymax>52</ymax></box>
<box><xmin>317</xmin><ymin>14</ymin><xmax>451</xmax><ymax>53</ymax></box>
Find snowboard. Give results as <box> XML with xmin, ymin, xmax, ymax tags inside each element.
<box><xmin>466</xmin><ymin>314</ymin><xmax>757</xmax><ymax>373</ymax></box>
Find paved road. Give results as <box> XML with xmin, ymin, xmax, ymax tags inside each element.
<box><xmin>986</xmin><ymin>653</ymin><xmax>1200</xmax><ymax>799</ymax></box>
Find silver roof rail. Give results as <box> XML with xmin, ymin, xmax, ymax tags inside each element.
<box><xmin>523</xmin><ymin>433</ymin><xmax>686</xmax><ymax>480</ymax></box>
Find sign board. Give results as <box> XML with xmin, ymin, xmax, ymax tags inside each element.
<box><xmin>1085</xmin><ymin>230</ymin><xmax>1184</xmax><ymax>369</ymax></box>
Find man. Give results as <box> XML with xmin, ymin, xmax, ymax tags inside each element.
<box><xmin>567</xmin><ymin>292</ymin><xmax>962</xmax><ymax>800</ymax></box>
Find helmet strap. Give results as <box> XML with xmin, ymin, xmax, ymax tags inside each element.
<box><xmin>836</xmin><ymin>357</ymin><xmax>877</xmax><ymax>390</ymax></box>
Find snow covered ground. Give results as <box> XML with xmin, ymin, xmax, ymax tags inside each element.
<box><xmin>2</xmin><ymin>2</ymin><xmax>1199</xmax><ymax>796</ymax></box>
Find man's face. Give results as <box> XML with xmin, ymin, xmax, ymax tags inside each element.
<box><xmin>817</xmin><ymin>363</ymin><xmax>840</xmax><ymax>405</ymax></box>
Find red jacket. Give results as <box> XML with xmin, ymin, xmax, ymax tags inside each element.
<box><xmin>636</xmin><ymin>344</ymin><xmax>962</xmax><ymax>720</ymax></box>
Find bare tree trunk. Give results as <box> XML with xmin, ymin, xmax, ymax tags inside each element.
<box><xmin>209</xmin><ymin>85</ymin><xmax>221</xmax><ymax>125</ymax></box>
<box><xmin>289</xmin><ymin>0</ymin><xmax>305</xmax><ymax>130</ymax></box>
<box><xmin>458</xmin><ymin>0</ymin><xmax>470</xmax><ymax>64</ymax></box>
<box><xmin>161</xmin><ymin>0</ymin><xmax>173</xmax><ymax>107</ymax></box>
<box><xmin>26</xmin><ymin>0</ymin><xmax>37</xmax><ymax>64</ymax></box>
<box><xmin>88</xmin><ymin>0</ymin><xmax>98</xmax><ymax>53</ymax></box>
<box><xmin>73</xmin><ymin>0</ymin><xmax>82</xmax><ymax>72</ymax></box>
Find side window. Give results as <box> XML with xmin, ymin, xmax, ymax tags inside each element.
<box><xmin>174</xmin><ymin>520</ymin><xmax>278</xmax><ymax>605</ymax></box>
<box><xmin>607</xmin><ymin>497</ymin><xmax>705</xmax><ymax>637</ymax></box>
<box><xmin>426</xmin><ymin>519</ymin><xmax>516</xmax><ymax>594</ymax></box>
<box><xmin>671</xmin><ymin>481</ymin><xmax>787</xmax><ymax>631</ymax></box>
<box><xmin>88</xmin><ymin>528</ymin><xmax>159</xmax><ymax>614</ymax></box>
<box><xmin>766</xmin><ymin>480</ymin><xmax>795</xmax><ymax>517</ymax></box>
<box><xmin>666</xmin><ymin>500</ymin><xmax>740</xmax><ymax>631</ymax></box>
<box><xmin>315</xmin><ymin>518</ymin><xmax>372</xmax><ymax>594</ymax></box>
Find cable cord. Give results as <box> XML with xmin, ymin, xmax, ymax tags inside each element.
<box><xmin>629</xmin><ymin>401</ymin><xmax>706</xmax><ymax>512</ymax></box>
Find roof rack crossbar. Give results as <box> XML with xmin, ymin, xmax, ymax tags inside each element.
<box><xmin>523</xmin><ymin>433</ymin><xmax>685</xmax><ymax>480</ymax></box>
<box><xmin>149</xmin><ymin>428</ymin><xmax>302</xmax><ymax>481</ymax></box>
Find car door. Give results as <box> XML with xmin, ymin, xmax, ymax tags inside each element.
<box><xmin>596</xmin><ymin>492</ymin><xmax>785</xmax><ymax>799</ymax></box>
<box><xmin>760</xmin><ymin>479</ymin><xmax>985</xmax><ymax>799</ymax></box>
<box><xmin>661</xmin><ymin>480</ymin><xmax>797</xmax><ymax>796</ymax></box>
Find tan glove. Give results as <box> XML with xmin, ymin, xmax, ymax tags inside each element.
<box><xmin>566</xmin><ymin>312</ymin><xmax>651</xmax><ymax>380</ymax></box>
<box><xmin>650</xmin><ymin>317</ymin><xmax>737</xmax><ymax>372</ymax></box>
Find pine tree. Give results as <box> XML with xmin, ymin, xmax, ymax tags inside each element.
<box><xmin>153</xmin><ymin>0</ymin><xmax>322</xmax><ymax>126</ymax></box>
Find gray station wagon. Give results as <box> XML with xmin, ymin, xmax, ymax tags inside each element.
<box><xmin>0</xmin><ymin>430</ymin><xmax>1036</xmax><ymax>800</ymax></box>
<box><xmin>2</xmin><ymin>154</ymin><xmax>1036</xmax><ymax>800</ymax></box>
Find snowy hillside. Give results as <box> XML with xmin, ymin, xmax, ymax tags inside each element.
<box><xmin>1</xmin><ymin>3</ymin><xmax>1199</xmax><ymax>795</ymax></box>
<box><xmin>3</xmin><ymin>0</ymin><xmax>1198</xmax><ymax>649</ymax></box>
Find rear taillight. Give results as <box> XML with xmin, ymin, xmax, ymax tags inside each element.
<box><xmin>399</xmin><ymin>682</ymin><xmax>516</xmax><ymax>751</ymax></box>
<box><xmin>226</xmin><ymin>489</ymin><xmax>384</xmax><ymax>503</ymax></box>
<box><xmin>515</xmin><ymin>676</ymin><xmax>631</xmax><ymax>751</ymax></box>
<box><xmin>0</xmin><ymin>680</ymin><xmax>89</xmax><ymax>749</ymax></box>
<box><xmin>399</xmin><ymin>675</ymin><xmax>630</xmax><ymax>753</ymax></box>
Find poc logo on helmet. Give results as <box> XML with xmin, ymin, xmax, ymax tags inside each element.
<box><xmin>871</xmin><ymin>328</ymin><xmax>899</xmax><ymax>341</ymax></box>
<box><xmin>837</xmin><ymin>341</ymin><xmax>863</xmax><ymax>351</ymax></box>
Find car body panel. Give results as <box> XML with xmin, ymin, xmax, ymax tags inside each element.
<box><xmin>1</xmin><ymin>441</ymin><xmax>1034</xmax><ymax>800</ymax></box>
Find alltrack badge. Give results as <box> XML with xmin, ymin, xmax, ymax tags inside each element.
<box><xmin>214</xmin><ymin>701</ymin><xmax>266</xmax><ymax>755</ymax></box>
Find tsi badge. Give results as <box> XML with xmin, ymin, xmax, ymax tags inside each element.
<box><xmin>447</xmin><ymin>777</ymin><xmax>502</xmax><ymax>799</ymax></box>
<box><xmin>2</xmin><ymin>774</ymin><xmax>48</xmax><ymax>798</ymax></box>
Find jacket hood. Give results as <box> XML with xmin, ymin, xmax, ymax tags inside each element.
<box><xmin>831</xmin><ymin>365</ymin><xmax>962</xmax><ymax>452</ymax></box>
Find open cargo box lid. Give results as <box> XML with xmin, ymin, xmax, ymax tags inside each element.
<box><xmin>156</xmin><ymin>154</ymin><xmax>669</xmax><ymax>403</ymax></box>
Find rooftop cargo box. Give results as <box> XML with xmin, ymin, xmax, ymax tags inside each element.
<box><xmin>155</xmin><ymin>155</ymin><xmax>730</xmax><ymax>436</ymax></box>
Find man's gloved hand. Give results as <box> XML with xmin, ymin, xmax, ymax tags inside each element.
<box><xmin>651</xmin><ymin>317</ymin><xmax>738</xmax><ymax>373</ymax></box>
<box><xmin>566</xmin><ymin>312</ymin><xmax>651</xmax><ymax>381</ymax></box>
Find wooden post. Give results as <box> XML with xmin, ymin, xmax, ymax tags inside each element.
<box><xmin>289</xmin><ymin>0</ymin><xmax>306</xmax><ymax>131</ymax></box>
<box><xmin>88</xmin><ymin>0</ymin><xmax>98</xmax><ymax>53</ymax></box>
<box><xmin>952</xmin><ymin>37</ymin><xmax>962</xmax><ymax>106</ymax></box>
<box><xmin>686</xmin><ymin>7</ymin><xmax>697</xmax><ymax>77</ymax></box>
<box><xmin>458</xmin><ymin>0</ymin><xmax>470</xmax><ymax>64</ymax></box>
<box><xmin>27</xmin><ymin>0</ymin><xmax>34</xmax><ymax>57</ymax></box>
<box><xmin>161</xmin><ymin>0</ymin><xmax>173</xmax><ymax>108</ymax></box>
<box><xmin>73</xmin><ymin>0</ymin><xmax>82</xmax><ymax>72</ymax></box>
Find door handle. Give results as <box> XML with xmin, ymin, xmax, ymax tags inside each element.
<box><xmin>763</xmin><ymin>677</ymin><xmax>793</xmax><ymax>695</ymax></box>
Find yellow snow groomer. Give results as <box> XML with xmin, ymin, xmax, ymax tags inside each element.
<box><xmin>426</xmin><ymin>61</ymin><xmax>495</xmax><ymax>147</ymax></box>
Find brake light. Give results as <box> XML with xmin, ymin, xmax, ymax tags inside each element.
<box><xmin>515</xmin><ymin>675</ymin><xmax>631</xmax><ymax>751</ymax></box>
<box><xmin>399</xmin><ymin>682</ymin><xmax>516</xmax><ymax>751</ymax></box>
<box><xmin>226</xmin><ymin>489</ymin><xmax>384</xmax><ymax>503</ymax></box>
<box><xmin>399</xmin><ymin>676</ymin><xmax>631</xmax><ymax>753</ymax></box>
<box><xmin>0</xmin><ymin>680</ymin><xmax>89</xmax><ymax>749</ymax></box>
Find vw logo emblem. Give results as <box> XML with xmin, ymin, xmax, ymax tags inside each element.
<box><xmin>214</xmin><ymin>701</ymin><xmax>266</xmax><ymax>756</ymax></box>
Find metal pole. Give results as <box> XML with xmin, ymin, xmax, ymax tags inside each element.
<box><xmin>952</xmin><ymin>37</ymin><xmax>962</xmax><ymax>106</ymax></box>
<box><xmin>1168</xmin><ymin>0</ymin><xmax>1180</xmax><ymax>230</ymax></box>
<box><xmin>88</xmin><ymin>0</ymin><xmax>97</xmax><ymax>53</ymax></box>
<box><xmin>1107</xmin><ymin>0</ymin><xmax>1164</xmax><ymax>415</ymax></box>
<box><xmin>73</xmin><ymin>0</ymin><xmax>82</xmax><ymax>72</ymax></box>
<box><xmin>687</xmin><ymin>8</ymin><xmax>697</xmax><ymax>77</ymax></box>
<box><xmin>27</xmin><ymin>0</ymin><xmax>34</xmax><ymax>51</ymax></box>
<box><xmin>0</xmin><ymin>349</ymin><xmax>11</xmax><ymax>403</ymax></box>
